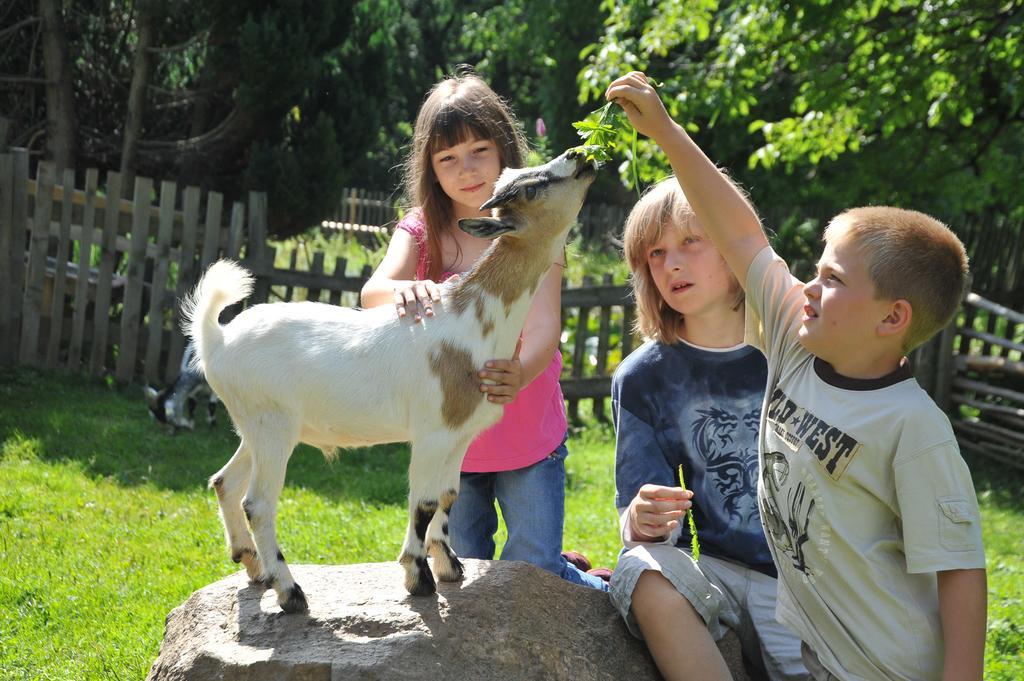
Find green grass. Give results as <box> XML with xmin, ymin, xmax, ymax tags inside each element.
<box><xmin>1</xmin><ymin>366</ymin><xmax>1021</xmax><ymax>679</ymax></box>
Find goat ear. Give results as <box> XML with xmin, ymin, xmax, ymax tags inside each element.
<box><xmin>458</xmin><ymin>217</ymin><xmax>516</xmax><ymax>239</ymax></box>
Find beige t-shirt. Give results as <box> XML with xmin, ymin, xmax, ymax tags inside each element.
<box><xmin>744</xmin><ymin>246</ymin><xmax>986</xmax><ymax>681</ymax></box>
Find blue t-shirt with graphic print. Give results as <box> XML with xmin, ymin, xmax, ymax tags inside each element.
<box><xmin>612</xmin><ymin>339</ymin><xmax>775</xmax><ymax>576</ymax></box>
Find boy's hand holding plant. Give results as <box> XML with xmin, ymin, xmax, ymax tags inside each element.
<box><xmin>570</xmin><ymin>74</ymin><xmax>664</xmax><ymax>190</ymax></box>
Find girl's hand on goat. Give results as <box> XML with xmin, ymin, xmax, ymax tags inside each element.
<box><xmin>393</xmin><ymin>279</ymin><xmax>444</xmax><ymax>323</ymax></box>
<box><xmin>628</xmin><ymin>484</ymin><xmax>692</xmax><ymax>542</ymax></box>
<box><xmin>604</xmin><ymin>72</ymin><xmax>677</xmax><ymax>143</ymax></box>
<box><xmin>479</xmin><ymin>337</ymin><xmax>523</xmax><ymax>404</ymax></box>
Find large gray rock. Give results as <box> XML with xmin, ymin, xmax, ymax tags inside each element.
<box><xmin>147</xmin><ymin>559</ymin><xmax>754</xmax><ymax>681</ymax></box>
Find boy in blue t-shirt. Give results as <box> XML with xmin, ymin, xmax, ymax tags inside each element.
<box><xmin>610</xmin><ymin>178</ymin><xmax>807</xmax><ymax>681</ymax></box>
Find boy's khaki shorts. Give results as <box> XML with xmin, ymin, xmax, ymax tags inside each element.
<box><xmin>609</xmin><ymin>544</ymin><xmax>808</xmax><ymax>681</ymax></box>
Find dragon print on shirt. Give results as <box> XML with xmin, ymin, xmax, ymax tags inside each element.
<box><xmin>691</xmin><ymin>405</ymin><xmax>761</xmax><ymax>526</ymax></box>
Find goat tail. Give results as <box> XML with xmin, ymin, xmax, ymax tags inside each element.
<box><xmin>181</xmin><ymin>259</ymin><xmax>254</xmax><ymax>374</ymax></box>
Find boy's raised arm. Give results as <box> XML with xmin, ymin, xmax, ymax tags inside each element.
<box><xmin>605</xmin><ymin>72</ymin><xmax>768</xmax><ymax>286</ymax></box>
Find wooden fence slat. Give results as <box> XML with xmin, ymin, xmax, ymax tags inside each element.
<box><xmin>955</xmin><ymin>354</ymin><xmax>1024</xmax><ymax>378</ymax></box>
<box><xmin>329</xmin><ymin>256</ymin><xmax>346</xmax><ymax>306</ymax></box>
<box><xmin>966</xmin><ymin>292</ymin><xmax>1024</xmax><ymax>325</ymax></box>
<box><xmin>145</xmin><ymin>180</ymin><xmax>177</xmax><ymax>385</ymax></box>
<box><xmin>953</xmin><ymin>376</ymin><xmax>1024</xmax><ymax>405</ymax></box>
<box><xmin>0</xmin><ymin>152</ymin><xmax>15</xmax><ymax>364</ymax></box>
<box><xmin>307</xmin><ymin>252</ymin><xmax>326</xmax><ymax>302</ymax></box>
<box><xmin>116</xmin><ymin>176</ymin><xmax>154</xmax><ymax>384</ymax></box>
<box><xmin>46</xmin><ymin>167</ymin><xmax>76</xmax><ymax>368</ymax></box>
<box><xmin>280</xmin><ymin>248</ymin><xmax>299</xmax><ymax>301</ymax></box>
<box><xmin>198</xmin><ymin>193</ymin><xmax>222</xmax><ymax>272</ymax></box>
<box><xmin>6</xmin><ymin>149</ymin><xmax>28</xmax><ymax>363</ymax></box>
<box><xmin>568</xmin><ymin>277</ymin><xmax>595</xmax><ymax>422</ymax></box>
<box><xmin>19</xmin><ymin>162</ymin><xmax>56</xmax><ymax>365</ymax></box>
<box><xmin>248</xmin><ymin>191</ymin><xmax>271</xmax><ymax>304</ymax></box>
<box><xmin>952</xmin><ymin>393</ymin><xmax>1024</xmax><ymax>419</ymax></box>
<box><xmin>89</xmin><ymin>171</ymin><xmax>122</xmax><ymax>377</ymax></box>
<box><xmin>68</xmin><ymin>168</ymin><xmax>99</xmax><ymax>372</ymax></box>
<box><xmin>592</xmin><ymin>273</ymin><xmax>614</xmax><ymax>420</ymax></box>
<box><xmin>621</xmin><ymin>305</ymin><xmax>635</xmax><ymax>358</ymax></box>
<box><xmin>958</xmin><ymin>327</ymin><xmax>1024</xmax><ymax>356</ymax></box>
<box><xmin>164</xmin><ymin>186</ymin><xmax>206</xmax><ymax>383</ymax></box>
<box><xmin>226</xmin><ymin>201</ymin><xmax>244</xmax><ymax>260</ymax></box>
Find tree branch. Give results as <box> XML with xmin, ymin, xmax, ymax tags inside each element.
<box><xmin>0</xmin><ymin>16</ymin><xmax>41</xmax><ymax>41</ymax></box>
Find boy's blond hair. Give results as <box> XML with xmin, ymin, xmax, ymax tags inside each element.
<box><xmin>824</xmin><ymin>206</ymin><xmax>969</xmax><ymax>352</ymax></box>
<box><xmin>623</xmin><ymin>177</ymin><xmax>743</xmax><ymax>344</ymax></box>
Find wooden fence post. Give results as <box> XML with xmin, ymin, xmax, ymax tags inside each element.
<box><xmin>144</xmin><ymin>180</ymin><xmax>176</xmax><ymax>385</ymax></box>
<box><xmin>0</xmin><ymin>149</ymin><xmax>16</xmax><ymax>365</ymax></box>
<box><xmin>3</xmin><ymin>149</ymin><xmax>29</xmax><ymax>365</ymax></box>
<box><xmin>115</xmin><ymin>175</ymin><xmax>153</xmax><ymax>384</ymax></box>
<box><xmin>247</xmin><ymin>191</ymin><xmax>271</xmax><ymax>304</ymax></box>
<box><xmin>67</xmin><ymin>168</ymin><xmax>99</xmax><ymax>373</ymax></box>
<box><xmin>933</xmin><ymin>320</ymin><xmax>958</xmax><ymax>413</ymax></box>
<box><xmin>226</xmin><ymin>200</ymin><xmax>244</xmax><ymax>261</ymax></box>
<box><xmin>20</xmin><ymin>162</ymin><xmax>56</xmax><ymax>366</ymax></box>
<box><xmin>45</xmin><ymin>167</ymin><xmax>76</xmax><ymax>368</ymax></box>
<box><xmin>89</xmin><ymin>171</ymin><xmax>122</xmax><ymax>378</ymax></box>
<box><xmin>161</xmin><ymin>185</ymin><xmax>200</xmax><ymax>382</ymax></box>
<box><xmin>592</xmin><ymin>273</ymin><xmax>614</xmax><ymax>420</ymax></box>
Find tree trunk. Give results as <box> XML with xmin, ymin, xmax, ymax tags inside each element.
<box><xmin>121</xmin><ymin>0</ymin><xmax>155</xmax><ymax>198</ymax></box>
<box><xmin>38</xmin><ymin>0</ymin><xmax>75</xmax><ymax>171</ymax></box>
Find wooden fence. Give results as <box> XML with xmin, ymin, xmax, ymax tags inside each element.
<box><xmin>4</xmin><ymin>152</ymin><xmax>1020</xmax><ymax>463</ymax></box>
<box><xmin>0</xmin><ymin>148</ymin><xmax>251</xmax><ymax>386</ymax></box>
<box><xmin>321</xmin><ymin>186</ymin><xmax>631</xmax><ymax>249</ymax></box>
<box><xmin>0</xmin><ymin>151</ymin><xmax>635</xmax><ymax>417</ymax></box>
<box><xmin>913</xmin><ymin>293</ymin><xmax>1024</xmax><ymax>469</ymax></box>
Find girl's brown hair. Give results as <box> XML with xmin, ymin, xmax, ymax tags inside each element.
<box><xmin>623</xmin><ymin>177</ymin><xmax>743</xmax><ymax>344</ymax></box>
<box><xmin>402</xmin><ymin>68</ymin><xmax>527</xmax><ymax>280</ymax></box>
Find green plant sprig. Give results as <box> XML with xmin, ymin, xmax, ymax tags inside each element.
<box><xmin>678</xmin><ymin>464</ymin><xmax>701</xmax><ymax>560</ymax></box>
<box><xmin>569</xmin><ymin>100</ymin><xmax>631</xmax><ymax>166</ymax></box>
<box><xmin>569</xmin><ymin>78</ymin><xmax>662</xmax><ymax>191</ymax></box>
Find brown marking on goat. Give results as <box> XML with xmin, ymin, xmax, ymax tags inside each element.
<box><xmin>440</xmin><ymin>489</ymin><xmax>458</xmax><ymax>514</ymax></box>
<box><xmin>450</xmin><ymin>284</ymin><xmax>472</xmax><ymax>316</ymax></box>
<box><xmin>488</xmin><ymin>237</ymin><xmax>552</xmax><ymax>310</ymax></box>
<box><xmin>474</xmin><ymin>298</ymin><xmax>494</xmax><ymax>337</ymax></box>
<box><xmin>465</xmin><ymin>236</ymin><xmax>554</xmax><ymax>317</ymax></box>
<box><xmin>429</xmin><ymin>341</ymin><xmax>482</xmax><ymax>429</ymax></box>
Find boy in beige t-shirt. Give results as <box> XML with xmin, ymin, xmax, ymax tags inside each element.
<box><xmin>605</xmin><ymin>72</ymin><xmax>987</xmax><ymax>681</ymax></box>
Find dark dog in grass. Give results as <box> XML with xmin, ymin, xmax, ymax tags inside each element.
<box><xmin>145</xmin><ymin>341</ymin><xmax>219</xmax><ymax>432</ymax></box>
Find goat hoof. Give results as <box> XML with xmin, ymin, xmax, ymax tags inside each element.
<box><xmin>280</xmin><ymin>584</ymin><xmax>308</xmax><ymax>613</ymax></box>
<box><xmin>407</xmin><ymin>567</ymin><xmax>437</xmax><ymax>597</ymax></box>
<box><xmin>439</xmin><ymin>556</ymin><xmax>464</xmax><ymax>582</ymax></box>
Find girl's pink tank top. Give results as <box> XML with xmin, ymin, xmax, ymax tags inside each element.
<box><xmin>396</xmin><ymin>211</ymin><xmax>567</xmax><ymax>473</ymax></box>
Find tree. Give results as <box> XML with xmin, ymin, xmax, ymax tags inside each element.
<box><xmin>1</xmin><ymin>0</ymin><xmax>410</xmax><ymax>237</ymax></box>
<box><xmin>578</xmin><ymin>0</ymin><xmax>1024</xmax><ymax>223</ymax></box>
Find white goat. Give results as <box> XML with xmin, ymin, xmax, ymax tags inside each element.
<box><xmin>182</xmin><ymin>150</ymin><xmax>596</xmax><ymax>612</ymax></box>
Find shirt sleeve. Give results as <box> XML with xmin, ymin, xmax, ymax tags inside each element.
<box><xmin>895</xmin><ymin>442</ymin><xmax>986</xmax><ymax>573</ymax></box>
<box><xmin>743</xmin><ymin>245</ymin><xmax>807</xmax><ymax>369</ymax></box>
<box><xmin>612</xmin><ymin>364</ymin><xmax>678</xmax><ymax>547</ymax></box>
<box><xmin>395</xmin><ymin>210</ymin><xmax>429</xmax><ymax>280</ymax></box>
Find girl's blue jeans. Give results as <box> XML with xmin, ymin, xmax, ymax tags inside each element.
<box><xmin>448</xmin><ymin>439</ymin><xmax>609</xmax><ymax>592</ymax></box>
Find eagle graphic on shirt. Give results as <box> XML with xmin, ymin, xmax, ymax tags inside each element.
<box><xmin>761</xmin><ymin>388</ymin><xmax>862</xmax><ymax>577</ymax></box>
